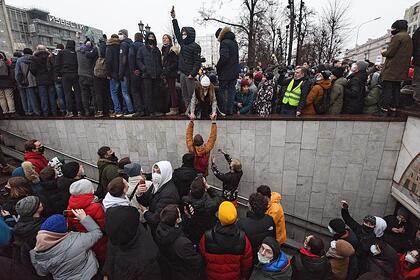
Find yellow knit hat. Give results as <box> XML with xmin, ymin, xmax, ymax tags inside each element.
<box><xmin>218</xmin><ymin>201</ymin><xmax>237</xmax><ymax>226</ymax></box>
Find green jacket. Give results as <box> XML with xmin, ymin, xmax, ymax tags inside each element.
<box><xmin>97</xmin><ymin>159</ymin><xmax>119</xmax><ymax>199</ymax></box>
<box><xmin>363</xmin><ymin>86</ymin><xmax>381</xmax><ymax>114</ymax></box>
<box><xmin>328</xmin><ymin>77</ymin><xmax>346</xmax><ymax>115</ymax></box>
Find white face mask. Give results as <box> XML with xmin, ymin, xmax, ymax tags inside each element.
<box><xmin>152</xmin><ymin>173</ymin><xmax>162</xmax><ymax>188</ymax></box>
<box><xmin>405</xmin><ymin>254</ymin><xmax>417</xmax><ymax>264</ymax></box>
<box><xmin>370</xmin><ymin>245</ymin><xmax>381</xmax><ymax>256</ymax></box>
<box><xmin>182</xmin><ymin>34</ymin><xmax>187</xmax><ymax>40</ymax></box>
<box><xmin>257</xmin><ymin>252</ymin><xmax>272</xmax><ymax>264</ymax></box>
<box><xmin>118</xmin><ymin>35</ymin><xmax>125</xmax><ymax>41</ymax></box>
<box><xmin>328</xmin><ymin>226</ymin><xmax>336</xmax><ymax>234</ymax></box>
<box><xmin>330</xmin><ymin>241</ymin><xmax>337</xmax><ymax>249</ymax></box>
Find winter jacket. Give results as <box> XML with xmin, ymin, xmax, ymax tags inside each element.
<box><xmin>326</xmin><ymin>239</ymin><xmax>355</xmax><ymax>280</ymax></box>
<box><xmin>363</xmin><ymin>86</ymin><xmax>381</xmax><ymax>114</ymax></box>
<box><xmin>291</xmin><ymin>248</ymin><xmax>332</xmax><ymax>280</ymax></box>
<box><xmin>55</xmin><ymin>41</ymin><xmax>78</xmax><ymax>76</ymax></box>
<box><xmin>0</xmin><ymin>256</ymin><xmax>41</xmax><ymax>280</ymax></box>
<box><xmin>329</xmin><ymin>77</ymin><xmax>346</xmax><ymax>115</ymax></box>
<box><xmin>126</xmin><ymin>176</ymin><xmax>152</xmax><ymax>209</ymax></box>
<box><xmin>186</xmin><ymin>121</ymin><xmax>217</xmax><ymax>176</ymax></box>
<box><xmin>279</xmin><ymin>78</ymin><xmax>311</xmax><ymax>112</ymax></box>
<box><xmin>182</xmin><ymin>187</ymin><xmax>221</xmax><ymax>244</ymax></box>
<box><xmin>102</xmin><ymin>192</ymin><xmax>130</xmax><ymax>210</ymax></box>
<box><xmin>105</xmin><ymin>37</ymin><xmax>120</xmax><ymax>80</ymax></box>
<box><xmin>155</xmin><ymin>222</ymin><xmax>203</xmax><ymax>280</ymax></box>
<box><xmin>254</xmin><ymin>80</ymin><xmax>275</xmax><ymax>116</ymax></box>
<box><xmin>66</xmin><ymin>193</ymin><xmax>107</xmax><ymax>262</ymax></box>
<box><xmin>128</xmin><ymin>40</ymin><xmax>144</xmax><ymax>72</ymax></box>
<box><xmin>119</xmin><ymin>37</ymin><xmax>133</xmax><ymax>79</ymax></box>
<box><xmin>393</xmin><ymin>253</ymin><xmax>420</xmax><ymax>280</ymax></box>
<box><xmin>77</xmin><ymin>46</ymin><xmax>97</xmax><ymax>79</ymax></box>
<box><xmin>15</xmin><ymin>55</ymin><xmax>37</xmax><ymax>88</ymax></box>
<box><xmin>238</xmin><ymin>211</ymin><xmax>276</xmax><ymax>262</ymax></box>
<box><xmin>28</xmin><ymin>50</ymin><xmax>53</xmax><ymax>86</ymax></box>
<box><xmin>382</xmin><ymin>31</ymin><xmax>413</xmax><ymax>81</ymax></box>
<box><xmin>23</xmin><ymin>151</ymin><xmax>48</xmax><ymax>174</ymax></box>
<box><xmin>366</xmin><ymin>242</ymin><xmax>398</xmax><ymax>278</ymax></box>
<box><xmin>383</xmin><ymin>214</ymin><xmax>410</xmax><ymax>253</ymax></box>
<box><xmin>216</xmin><ymin>27</ymin><xmax>239</xmax><ymax>82</ymax></box>
<box><xmin>190</xmin><ymin>84</ymin><xmax>218</xmax><ymax>116</ymax></box>
<box><xmin>97</xmin><ymin>158</ymin><xmax>119</xmax><ymax>199</ymax></box>
<box><xmin>332</xmin><ymin>229</ymin><xmax>359</xmax><ymax>280</ymax></box>
<box><xmin>342</xmin><ymin>72</ymin><xmax>364</xmax><ymax>114</ymax></box>
<box><xmin>172</xmin><ymin>19</ymin><xmax>202</xmax><ymax>76</ymax></box>
<box><xmin>235</xmin><ymin>89</ymin><xmax>255</xmax><ymax>114</ymax></box>
<box><xmin>200</xmin><ymin>223</ymin><xmax>253</xmax><ymax>280</ymax></box>
<box><xmin>137</xmin><ymin>32</ymin><xmax>163</xmax><ymax>79</ymax></box>
<box><xmin>0</xmin><ymin>217</ymin><xmax>11</xmax><ymax>246</ymax></box>
<box><xmin>136</xmin><ymin>180</ymin><xmax>180</xmax><ymax>236</ymax></box>
<box><xmin>98</xmin><ymin>39</ymin><xmax>107</xmax><ymax>59</ymax></box>
<box><xmin>303</xmin><ymin>79</ymin><xmax>332</xmax><ymax>115</ymax></box>
<box><xmin>211</xmin><ymin>153</ymin><xmax>243</xmax><ymax>201</ymax></box>
<box><xmin>0</xmin><ymin>60</ymin><xmax>14</xmax><ymax>89</ymax></box>
<box><xmin>250</xmin><ymin>252</ymin><xmax>293</xmax><ymax>280</ymax></box>
<box><xmin>162</xmin><ymin>44</ymin><xmax>179</xmax><ymax>78</ymax></box>
<box><xmin>56</xmin><ymin>176</ymin><xmax>78</xmax><ymax>200</ymax></box>
<box><xmin>103</xmin><ymin>212</ymin><xmax>161</xmax><ymax>280</ymax></box>
<box><xmin>51</xmin><ymin>49</ymin><xmax>63</xmax><ymax>82</ymax></box>
<box><xmin>173</xmin><ymin>160</ymin><xmax>197</xmax><ymax>198</ymax></box>
<box><xmin>38</xmin><ymin>179</ymin><xmax>68</xmax><ymax>217</ymax></box>
<box><xmin>30</xmin><ymin>216</ymin><xmax>102</xmax><ymax>280</ymax></box>
<box><xmin>266</xmin><ymin>192</ymin><xmax>287</xmax><ymax>244</ymax></box>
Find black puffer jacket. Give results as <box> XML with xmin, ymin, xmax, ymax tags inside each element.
<box><xmin>291</xmin><ymin>250</ymin><xmax>332</xmax><ymax>280</ymax></box>
<box><xmin>105</xmin><ymin>37</ymin><xmax>120</xmax><ymax>80</ymax></box>
<box><xmin>55</xmin><ymin>40</ymin><xmax>78</xmax><ymax>76</ymax></box>
<box><xmin>216</xmin><ymin>27</ymin><xmax>239</xmax><ymax>82</ymax></box>
<box><xmin>237</xmin><ymin>211</ymin><xmax>276</xmax><ymax>262</ymax></box>
<box><xmin>162</xmin><ymin>44</ymin><xmax>179</xmax><ymax>78</ymax></box>
<box><xmin>57</xmin><ymin>176</ymin><xmax>78</xmax><ymax>201</ymax></box>
<box><xmin>119</xmin><ymin>37</ymin><xmax>133</xmax><ymax>79</ymax></box>
<box><xmin>182</xmin><ymin>188</ymin><xmax>221</xmax><ymax>244</ymax></box>
<box><xmin>342</xmin><ymin>72</ymin><xmax>364</xmax><ymax>114</ymax></box>
<box><xmin>155</xmin><ymin>222</ymin><xmax>203</xmax><ymax>280</ymax></box>
<box><xmin>172</xmin><ymin>154</ymin><xmax>197</xmax><ymax>198</ymax></box>
<box><xmin>172</xmin><ymin>19</ymin><xmax>201</xmax><ymax>76</ymax></box>
<box><xmin>29</xmin><ymin>50</ymin><xmax>53</xmax><ymax>86</ymax></box>
<box><xmin>38</xmin><ymin>179</ymin><xmax>68</xmax><ymax>218</ymax></box>
<box><xmin>366</xmin><ymin>242</ymin><xmax>398</xmax><ymax>278</ymax></box>
<box><xmin>136</xmin><ymin>32</ymin><xmax>163</xmax><ymax>79</ymax></box>
<box><xmin>136</xmin><ymin>180</ymin><xmax>180</xmax><ymax>236</ymax></box>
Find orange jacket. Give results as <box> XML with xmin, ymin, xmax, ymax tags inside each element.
<box><xmin>302</xmin><ymin>79</ymin><xmax>332</xmax><ymax>115</ymax></box>
<box><xmin>266</xmin><ymin>192</ymin><xmax>287</xmax><ymax>244</ymax></box>
<box><xmin>186</xmin><ymin>121</ymin><xmax>217</xmax><ymax>176</ymax></box>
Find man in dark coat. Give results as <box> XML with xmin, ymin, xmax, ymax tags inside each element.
<box><xmin>103</xmin><ymin>206</ymin><xmax>161</xmax><ymax>280</ymax></box>
<box><xmin>379</xmin><ymin>20</ymin><xmax>413</xmax><ymax>116</ymax></box>
<box><xmin>51</xmin><ymin>44</ymin><xmax>66</xmax><ymax>115</ymax></box>
<box><xmin>172</xmin><ymin>153</ymin><xmax>197</xmax><ymax>198</ymax></box>
<box><xmin>57</xmin><ymin>161</ymin><xmax>84</xmax><ymax>200</ymax></box>
<box><xmin>342</xmin><ymin>62</ymin><xmax>366</xmax><ymax>114</ymax></box>
<box><xmin>38</xmin><ymin>166</ymin><xmax>68</xmax><ymax>218</ymax></box>
<box><xmin>137</xmin><ymin>32</ymin><xmax>164</xmax><ymax>116</ymax></box>
<box><xmin>77</xmin><ymin>41</ymin><xmax>98</xmax><ymax>116</ymax></box>
<box><xmin>56</xmin><ymin>40</ymin><xmax>82</xmax><ymax>117</ymax></box>
<box><xmin>383</xmin><ymin>207</ymin><xmax>412</xmax><ymax>253</ymax></box>
<box><xmin>128</xmin><ymin>32</ymin><xmax>145</xmax><ymax>117</ymax></box>
<box><xmin>117</xmin><ymin>29</ymin><xmax>134</xmax><ymax>115</ymax></box>
<box><xmin>96</xmin><ymin>146</ymin><xmax>119</xmax><ymax>199</ymax></box>
<box><xmin>105</xmin><ymin>34</ymin><xmax>124</xmax><ymax>117</ymax></box>
<box><xmin>366</xmin><ymin>240</ymin><xmax>398</xmax><ymax>278</ymax></box>
<box><xmin>171</xmin><ymin>7</ymin><xmax>202</xmax><ymax>114</ymax></box>
<box><xmin>237</xmin><ymin>193</ymin><xmax>276</xmax><ymax>263</ymax></box>
<box><xmin>155</xmin><ymin>204</ymin><xmax>203</xmax><ymax>280</ymax></box>
<box><xmin>29</xmin><ymin>45</ymin><xmax>56</xmax><ymax>117</ymax></box>
<box><xmin>215</xmin><ymin>26</ymin><xmax>239</xmax><ymax>115</ymax></box>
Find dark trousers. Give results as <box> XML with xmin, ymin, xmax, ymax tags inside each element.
<box><xmin>143</xmin><ymin>78</ymin><xmax>163</xmax><ymax>114</ymax></box>
<box><xmin>218</xmin><ymin>79</ymin><xmax>236</xmax><ymax>115</ymax></box>
<box><xmin>380</xmin><ymin>80</ymin><xmax>401</xmax><ymax>110</ymax></box>
<box><xmin>79</xmin><ymin>76</ymin><xmax>95</xmax><ymax>115</ymax></box>
<box><xmin>94</xmin><ymin>77</ymin><xmax>110</xmax><ymax>113</ymax></box>
<box><xmin>38</xmin><ymin>85</ymin><xmax>57</xmax><ymax>116</ymax></box>
<box><xmin>280</xmin><ymin>104</ymin><xmax>297</xmax><ymax>116</ymax></box>
<box><xmin>131</xmin><ymin>73</ymin><xmax>144</xmax><ymax>113</ymax></box>
<box><xmin>166</xmin><ymin>77</ymin><xmax>178</xmax><ymax>108</ymax></box>
<box><xmin>62</xmin><ymin>73</ymin><xmax>82</xmax><ymax>113</ymax></box>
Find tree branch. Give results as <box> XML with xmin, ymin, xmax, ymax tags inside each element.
<box><xmin>203</xmin><ymin>16</ymin><xmax>249</xmax><ymax>34</ymax></box>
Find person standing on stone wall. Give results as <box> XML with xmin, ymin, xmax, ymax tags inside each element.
<box><xmin>77</xmin><ymin>40</ymin><xmax>98</xmax><ymax>116</ymax></box>
<box><xmin>412</xmin><ymin>26</ymin><xmax>420</xmax><ymax>107</ymax></box>
<box><xmin>118</xmin><ymin>29</ymin><xmax>135</xmax><ymax>117</ymax></box>
<box><xmin>128</xmin><ymin>32</ymin><xmax>145</xmax><ymax>117</ymax></box>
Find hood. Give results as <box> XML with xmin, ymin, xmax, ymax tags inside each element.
<box><xmin>13</xmin><ymin>216</ymin><xmax>43</xmax><ymax>239</ymax></box>
<box><xmin>299</xmin><ymin>248</ymin><xmax>330</xmax><ymax>274</ymax></box>
<box><xmin>171</xmin><ymin>45</ymin><xmax>180</xmax><ymax>55</ymax></box>
<box><xmin>335</xmin><ymin>239</ymin><xmax>355</xmax><ymax>257</ymax></box>
<box><xmin>182</xmin><ymin>153</ymin><xmax>195</xmax><ymax>168</ymax></box>
<box><xmin>34</xmin><ymin>50</ymin><xmax>50</xmax><ymax>59</ymax></box>
<box><xmin>103</xmin><ymin>192</ymin><xmax>130</xmax><ymax>210</ymax></box>
<box><xmin>218</xmin><ymin>26</ymin><xmax>235</xmax><ymax>42</ymax></box>
<box><xmin>121</xmin><ymin>37</ymin><xmax>133</xmax><ymax>45</ymax></box>
<box><xmin>334</xmin><ymin>77</ymin><xmax>348</xmax><ymax>87</ymax></box>
<box><xmin>105</xmin><ymin>206</ymin><xmax>140</xmax><ymax>246</ymax></box>
<box><xmin>270</xmin><ymin>192</ymin><xmax>282</xmax><ymax>204</ymax></box>
<box><xmin>155</xmin><ymin>222</ymin><xmax>182</xmax><ymax>246</ymax></box>
<box><xmin>68</xmin><ymin>193</ymin><xmax>96</xmax><ymax>209</ymax></box>
<box><xmin>97</xmin><ymin>158</ymin><xmax>117</xmax><ymax>171</ymax></box>
<box><xmin>374</xmin><ymin>216</ymin><xmax>387</xmax><ymax>238</ymax></box>
<box><xmin>66</xmin><ymin>40</ymin><xmax>76</xmax><ymax>50</ymax></box>
<box><xmin>263</xmin><ymin>251</ymin><xmax>290</xmax><ymax>272</ymax></box>
<box><xmin>24</xmin><ymin>151</ymin><xmax>44</xmax><ymax>161</ymax></box>
<box><xmin>317</xmin><ymin>79</ymin><xmax>332</xmax><ymax>90</ymax></box>
<box><xmin>181</xmin><ymin>27</ymin><xmax>196</xmax><ymax>44</ymax></box>
<box><xmin>107</xmin><ymin>37</ymin><xmax>120</xmax><ymax>46</ymax></box>
<box><xmin>153</xmin><ymin>161</ymin><xmax>173</xmax><ymax>189</ymax></box>
<box><xmin>145</xmin><ymin>32</ymin><xmax>157</xmax><ymax>47</ymax></box>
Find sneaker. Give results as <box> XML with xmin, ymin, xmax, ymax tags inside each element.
<box><xmin>132</xmin><ymin>112</ymin><xmax>146</xmax><ymax>118</ymax></box>
<box><xmin>166</xmin><ymin>108</ymin><xmax>179</xmax><ymax>116</ymax></box>
<box><xmin>65</xmin><ymin>112</ymin><xmax>74</xmax><ymax>118</ymax></box>
<box><xmin>95</xmin><ymin>111</ymin><xmax>104</xmax><ymax>118</ymax></box>
<box><xmin>124</xmin><ymin>113</ymin><xmax>135</xmax><ymax>118</ymax></box>
<box><xmin>154</xmin><ymin>112</ymin><xmax>164</xmax><ymax>117</ymax></box>
<box><xmin>115</xmin><ymin>113</ymin><xmax>123</xmax><ymax>118</ymax></box>
<box><xmin>373</xmin><ymin>110</ymin><xmax>388</xmax><ymax>117</ymax></box>
<box><xmin>77</xmin><ymin>112</ymin><xmax>83</xmax><ymax>117</ymax></box>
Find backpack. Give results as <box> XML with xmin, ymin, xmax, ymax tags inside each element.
<box><xmin>194</xmin><ymin>153</ymin><xmax>209</xmax><ymax>174</ymax></box>
<box><xmin>313</xmin><ymin>88</ymin><xmax>332</xmax><ymax>114</ymax></box>
<box><xmin>94</xmin><ymin>47</ymin><xmax>107</xmax><ymax>78</ymax></box>
<box><xmin>0</xmin><ymin>60</ymin><xmax>8</xmax><ymax>77</ymax></box>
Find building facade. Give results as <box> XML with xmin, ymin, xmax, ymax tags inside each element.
<box><xmin>0</xmin><ymin>0</ymin><xmax>102</xmax><ymax>56</ymax></box>
<box><xmin>196</xmin><ymin>34</ymin><xmax>219</xmax><ymax>67</ymax></box>
<box><xmin>404</xmin><ymin>1</ymin><xmax>420</xmax><ymax>36</ymax></box>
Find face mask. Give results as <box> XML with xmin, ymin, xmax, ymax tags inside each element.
<box><xmin>330</xmin><ymin>241</ymin><xmax>337</xmax><ymax>249</ymax></box>
<box><xmin>328</xmin><ymin>226</ymin><xmax>337</xmax><ymax>234</ymax></box>
<box><xmin>257</xmin><ymin>252</ymin><xmax>272</xmax><ymax>264</ymax></box>
<box><xmin>391</xmin><ymin>29</ymin><xmax>398</xmax><ymax>36</ymax></box>
<box><xmin>362</xmin><ymin>225</ymin><xmax>374</xmax><ymax>233</ymax></box>
<box><xmin>405</xmin><ymin>254</ymin><xmax>417</xmax><ymax>264</ymax></box>
<box><xmin>316</xmin><ymin>76</ymin><xmax>323</xmax><ymax>81</ymax></box>
<box><xmin>118</xmin><ymin>35</ymin><xmax>125</xmax><ymax>41</ymax></box>
<box><xmin>109</xmin><ymin>153</ymin><xmax>118</xmax><ymax>162</ymax></box>
<box><xmin>182</xmin><ymin>34</ymin><xmax>187</xmax><ymax>40</ymax></box>
<box><xmin>38</xmin><ymin>146</ymin><xmax>45</xmax><ymax>154</ymax></box>
<box><xmin>152</xmin><ymin>173</ymin><xmax>162</xmax><ymax>188</ymax></box>
<box><xmin>370</xmin><ymin>245</ymin><xmax>381</xmax><ymax>256</ymax></box>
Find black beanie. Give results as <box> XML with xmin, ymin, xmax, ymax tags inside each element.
<box><xmin>329</xmin><ymin>218</ymin><xmax>346</xmax><ymax>234</ymax></box>
<box><xmin>331</xmin><ymin>67</ymin><xmax>345</xmax><ymax>78</ymax></box>
<box><xmin>215</xmin><ymin>28</ymin><xmax>222</xmax><ymax>39</ymax></box>
<box><xmin>391</xmin><ymin>20</ymin><xmax>408</xmax><ymax>31</ymax></box>
<box><xmin>106</xmin><ymin>206</ymin><xmax>139</xmax><ymax>246</ymax></box>
<box><xmin>262</xmin><ymin>236</ymin><xmax>280</xmax><ymax>260</ymax></box>
<box><xmin>61</xmin><ymin>162</ymin><xmax>80</xmax><ymax>178</ymax></box>
<box><xmin>182</xmin><ymin>153</ymin><xmax>195</xmax><ymax>166</ymax></box>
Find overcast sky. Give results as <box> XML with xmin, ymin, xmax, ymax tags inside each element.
<box><xmin>6</xmin><ymin>0</ymin><xmax>420</xmax><ymax>49</ymax></box>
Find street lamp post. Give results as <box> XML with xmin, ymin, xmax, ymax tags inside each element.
<box><xmin>287</xmin><ymin>0</ymin><xmax>295</xmax><ymax>66</ymax></box>
<box><xmin>355</xmin><ymin>17</ymin><xmax>381</xmax><ymax>48</ymax></box>
<box><xmin>138</xmin><ymin>20</ymin><xmax>151</xmax><ymax>37</ymax></box>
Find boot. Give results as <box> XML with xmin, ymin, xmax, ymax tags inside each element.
<box><xmin>166</xmin><ymin>107</ymin><xmax>179</xmax><ymax>116</ymax></box>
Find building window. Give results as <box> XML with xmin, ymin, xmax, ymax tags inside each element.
<box><xmin>414</xmin><ymin>6</ymin><xmax>419</xmax><ymax>15</ymax></box>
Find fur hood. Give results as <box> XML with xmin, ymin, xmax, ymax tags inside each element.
<box><xmin>107</xmin><ymin>37</ymin><xmax>120</xmax><ymax>46</ymax></box>
<box><xmin>218</xmin><ymin>26</ymin><xmax>235</xmax><ymax>42</ymax></box>
<box><xmin>171</xmin><ymin>45</ymin><xmax>180</xmax><ymax>55</ymax></box>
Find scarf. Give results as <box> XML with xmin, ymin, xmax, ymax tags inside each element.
<box><xmin>103</xmin><ymin>192</ymin><xmax>130</xmax><ymax>210</ymax></box>
<box><xmin>34</xmin><ymin>230</ymin><xmax>69</xmax><ymax>252</ymax></box>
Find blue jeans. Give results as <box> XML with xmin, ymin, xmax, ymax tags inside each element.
<box><xmin>23</xmin><ymin>87</ymin><xmax>41</xmax><ymax>116</ymax></box>
<box><xmin>18</xmin><ymin>87</ymin><xmax>29</xmax><ymax>114</ymax></box>
<box><xmin>55</xmin><ymin>82</ymin><xmax>66</xmax><ymax>113</ymax></box>
<box><xmin>38</xmin><ymin>85</ymin><xmax>57</xmax><ymax>116</ymax></box>
<box><xmin>121</xmin><ymin>77</ymin><xmax>134</xmax><ymax>113</ymax></box>
<box><xmin>110</xmin><ymin>79</ymin><xmax>122</xmax><ymax>113</ymax></box>
<box><xmin>218</xmin><ymin>79</ymin><xmax>236</xmax><ymax>115</ymax></box>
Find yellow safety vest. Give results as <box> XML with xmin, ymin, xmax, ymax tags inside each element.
<box><xmin>282</xmin><ymin>80</ymin><xmax>303</xmax><ymax>106</ymax></box>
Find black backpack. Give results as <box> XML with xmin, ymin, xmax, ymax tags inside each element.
<box><xmin>314</xmin><ymin>87</ymin><xmax>332</xmax><ymax>114</ymax></box>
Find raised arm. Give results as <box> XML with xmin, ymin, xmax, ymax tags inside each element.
<box><xmin>186</xmin><ymin>121</ymin><xmax>194</xmax><ymax>152</ymax></box>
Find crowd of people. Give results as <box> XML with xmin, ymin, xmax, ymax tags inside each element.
<box><xmin>0</xmin><ymin>14</ymin><xmax>419</xmax><ymax>120</ymax></box>
<box><xmin>0</xmin><ymin>116</ymin><xmax>419</xmax><ymax>280</ymax></box>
